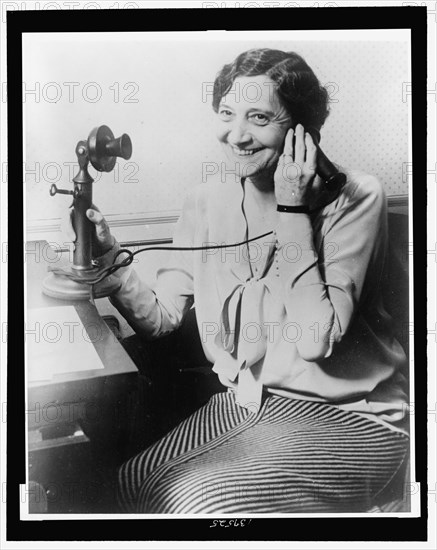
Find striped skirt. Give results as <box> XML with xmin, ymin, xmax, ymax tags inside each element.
<box><xmin>117</xmin><ymin>392</ymin><xmax>409</xmax><ymax>514</ymax></box>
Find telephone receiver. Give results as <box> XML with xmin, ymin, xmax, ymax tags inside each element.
<box><xmin>294</xmin><ymin>126</ymin><xmax>347</xmax><ymax>193</ymax></box>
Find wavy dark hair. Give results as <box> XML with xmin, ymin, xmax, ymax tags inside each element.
<box><xmin>212</xmin><ymin>48</ymin><xmax>330</xmax><ymax>131</ymax></box>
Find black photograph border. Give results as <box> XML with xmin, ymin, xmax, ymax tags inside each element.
<box><xmin>7</xmin><ymin>5</ymin><xmax>428</xmax><ymax>543</ymax></box>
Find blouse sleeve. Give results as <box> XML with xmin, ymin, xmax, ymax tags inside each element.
<box><xmin>274</xmin><ymin>174</ymin><xmax>387</xmax><ymax>362</ymax></box>
<box><xmin>107</xmin><ymin>190</ymin><xmax>196</xmax><ymax>339</ymax></box>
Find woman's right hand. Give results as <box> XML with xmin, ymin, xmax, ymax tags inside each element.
<box><xmin>274</xmin><ymin>124</ymin><xmax>317</xmax><ymax>207</ymax></box>
<box><xmin>62</xmin><ymin>204</ymin><xmax>115</xmax><ymax>257</ymax></box>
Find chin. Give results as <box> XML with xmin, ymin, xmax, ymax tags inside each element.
<box><xmin>226</xmin><ymin>161</ymin><xmax>261</xmax><ymax>179</ymax></box>
<box><xmin>238</xmin><ymin>166</ymin><xmax>265</xmax><ymax>179</ymax></box>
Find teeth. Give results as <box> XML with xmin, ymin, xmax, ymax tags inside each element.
<box><xmin>232</xmin><ymin>147</ymin><xmax>262</xmax><ymax>156</ymax></box>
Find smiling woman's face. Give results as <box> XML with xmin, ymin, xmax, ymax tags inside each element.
<box><xmin>215</xmin><ymin>74</ymin><xmax>292</xmax><ymax>180</ymax></box>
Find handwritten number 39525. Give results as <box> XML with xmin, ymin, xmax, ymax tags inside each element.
<box><xmin>210</xmin><ymin>519</ymin><xmax>252</xmax><ymax>528</ymax></box>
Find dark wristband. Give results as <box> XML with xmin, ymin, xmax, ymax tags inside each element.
<box><xmin>277</xmin><ymin>204</ymin><xmax>310</xmax><ymax>214</ymax></box>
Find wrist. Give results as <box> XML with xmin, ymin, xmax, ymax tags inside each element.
<box><xmin>278</xmin><ymin>212</ymin><xmax>310</xmax><ymax>224</ymax></box>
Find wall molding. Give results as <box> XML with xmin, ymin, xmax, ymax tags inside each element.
<box><xmin>27</xmin><ymin>194</ymin><xmax>408</xmax><ymax>247</ymax></box>
<box><xmin>26</xmin><ymin>210</ymin><xmax>181</xmax><ymax>246</ymax></box>
<box><xmin>387</xmin><ymin>194</ymin><xmax>408</xmax><ymax>208</ymax></box>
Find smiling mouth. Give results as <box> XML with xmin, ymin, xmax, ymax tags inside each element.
<box><xmin>230</xmin><ymin>146</ymin><xmax>264</xmax><ymax>156</ymax></box>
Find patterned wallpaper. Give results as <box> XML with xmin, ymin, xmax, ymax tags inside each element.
<box><xmin>24</xmin><ymin>34</ymin><xmax>410</xmax><ymax>228</ymax></box>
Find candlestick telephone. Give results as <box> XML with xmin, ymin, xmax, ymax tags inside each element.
<box><xmin>42</xmin><ymin>125</ymin><xmax>133</xmax><ymax>301</ymax></box>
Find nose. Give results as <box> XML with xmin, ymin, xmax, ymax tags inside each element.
<box><xmin>227</xmin><ymin>118</ymin><xmax>252</xmax><ymax>147</ymax></box>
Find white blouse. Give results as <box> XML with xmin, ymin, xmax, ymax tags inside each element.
<box><xmin>106</xmin><ymin>169</ymin><xmax>409</xmax><ymax>436</ymax></box>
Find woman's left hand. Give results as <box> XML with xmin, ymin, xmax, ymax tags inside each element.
<box><xmin>274</xmin><ymin>123</ymin><xmax>317</xmax><ymax>207</ymax></box>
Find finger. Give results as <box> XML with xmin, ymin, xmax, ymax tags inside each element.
<box><xmin>283</xmin><ymin>127</ymin><xmax>294</xmax><ymax>158</ymax></box>
<box><xmin>87</xmin><ymin>208</ymin><xmax>108</xmax><ymax>235</ymax></box>
<box><xmin>304</xmin><ymin>132</ymin><xmax>317</xmax><ymax>171</ymax></box>
<box><xmin>87</xmin><ymin>208</ymin><xmax>113</xmax><ymax>245</ymax></box>
<box><xmin>294</xmin><ymin>124</ymin><xmax>305</xmax><ymax>168</ymax></box>
<box><xmin>87</xmin><ymin>208</ymin><xmax>105</xmax><ymax>228</ymax></box>
<box><xmin>89</xmin><ymin>204</ymin><xmax>105</xmax><ymax>230</ymax></box>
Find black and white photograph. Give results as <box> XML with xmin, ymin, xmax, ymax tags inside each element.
<box><xmin>2</xmin><ymin>2</ymin><xmax>432</xmax><ymax>547</ymax></box>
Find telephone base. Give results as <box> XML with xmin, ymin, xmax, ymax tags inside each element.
<box><xmin>42</xmin><ymin>270</ymin><xmax>121</xmax><ymax>301</ymax></box>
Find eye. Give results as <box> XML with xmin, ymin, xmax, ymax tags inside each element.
<box><xmin>218</xmin><ymin>109</ymin><xmax>233</xmax><ymax>121</ymax></box>
<box><xmin>250</xmin><ymin>113</ymin><xmax>269</xmax><ymax>125</ymax></box>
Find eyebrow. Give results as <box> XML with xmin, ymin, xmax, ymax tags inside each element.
<box><xmin>248</xmin><ymin>108</ymin><xmax>275</xmax><ymax>117</ymax></box>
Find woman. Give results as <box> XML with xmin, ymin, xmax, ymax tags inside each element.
<box><xmin>87</xmin><ymin>49</ymin><xmax>409</xmax><ymax>513</ymax></box>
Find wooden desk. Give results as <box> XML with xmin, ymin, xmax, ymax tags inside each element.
<box><xmin>26</xmin><ymin>241</ymin><xmax>138</xmax><ymax>513</ymax></box>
